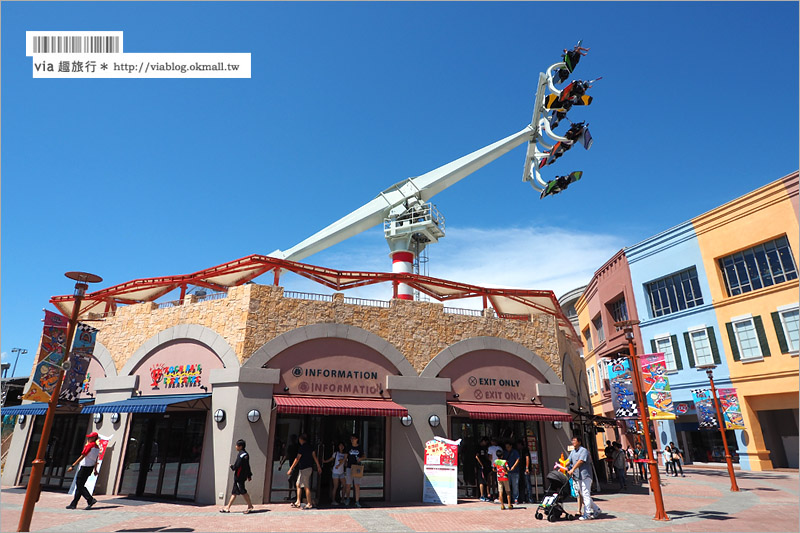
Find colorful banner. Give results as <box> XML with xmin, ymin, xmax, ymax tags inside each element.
<box><xmin>691</xmin><ymin>389</ymin><xmax>719</xmax><ymax>429</ymax></box>
<box><xmin>717</xmin><ymin>388</ymin><xmax>746</xmax><ymax>430</ymax></box>
<box><xmin>22</xmin><ymin>311</ymin><xmax>69</xmax><ymax>402</ymax></box>
<box><xmin>640</xmin><ymin>353</ymin><xmax>676</xmax><ymax>420</ymax></box>
<box><xmin>60</xmin><ymin>324</ymin><xmax>98</xmax><ymax>403</ymax></box>
<box><xmin>68</xmin><ymin>434</ymin><xmax>112</xmax><ymax>496</ymax></box>
<box><xmin>423</xmin><ymin>436</ymin><xmax>460</xmax><ymax>505</ymax></box>
<box><xmin>610</xmin><ymin>379</ymin><xmax>639</xmax><ymax>419</ymax></box>
<box><xmin>606</xmin><ymin>357</ymin><xmax>631</xmax><ymax>381</ymax></box>
<box><xmin>150</xmin><ymin>363</ymin><xmax>203</xmax><ymax>390</ymax></box>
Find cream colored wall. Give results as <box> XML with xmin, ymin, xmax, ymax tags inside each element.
<box><xmin>693</xmin><ymin>173</ymin><xmax>800</xmax><ymax>470</ymax></box>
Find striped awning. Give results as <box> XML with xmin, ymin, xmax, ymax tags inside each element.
<box><xmin>81</xmin><ymin>393</ymin><xmax>210</xmax><ymax>414</ymax></box>
<box><xmin>448</xmin><ymin>402</ymin><xmax>571</xmax><ymax>422</ymax></box>
<box><xmin>274</xmin><ymin>396</ymin><xmax>408</xmax><ymax>417</ymax></box>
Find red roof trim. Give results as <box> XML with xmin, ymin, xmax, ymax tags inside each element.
<box><xmin>273</xmin><ymin>395</ymin><xmax>408</xmax><ymax>417</ymax></box>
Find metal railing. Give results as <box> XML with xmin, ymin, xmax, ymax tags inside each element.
<box><xmin>157</xmin><ymin>299</ymin><xmax>184</xmax><ymax>309</ymax></box>
<box><xmin>197</xmin><ymin>292</ymin><xmax>227</xmax><ymax>302</ymax></box>
<box><xmin>283</xmin><ymin>291</ymin><xmax>334</xmax><ymax>303</ymax></box>
<box><xmin>443</xmin><ymin>307</ymin><xmax>483</xmax><ymax>317</ymax></box>
<box><xmin>498</xmin><ymin>313</ymin><xmax>532</xmax><ymax>321</ymax></box>
<box><xmin>343</xmin><ymin>297</ymin><xmax>390</xmax><ymax>308</ymax></box>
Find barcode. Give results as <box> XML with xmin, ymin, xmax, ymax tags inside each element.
<box><xmin>32</xmin><ymin>35</ymin><xmax>120</xmax><ymax>54</ymax></box>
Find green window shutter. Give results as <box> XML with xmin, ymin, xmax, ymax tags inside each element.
<box><xmin>671</xmin><ymin>334</ymin><xmax>683</xmax><ymax>370</ymax></box>
<box><xmin>650</xmin><ymin>339</ymin><xmax>657</xmax><ymax>353</ymax></box>
<box><xmin>753</xmin><ymin>315</ymin><xmax>771</xmax><ymax>357</ymax></box>
<box><xmin>772</xmin><ymin>311</ymin><xmax>790</xmax><ymax>354</ymax></box>
<box><xmin>726</xmin><ymin>322</ymin><xmax>741</xmax><ymax>362</ymax></box>
<box><xmin>707</xmin><ymin>327</ymin><xmax>721</xmax><ymax>365</ymax></box>
<box><xmin>683</xmin><ymin>332</ymin><xmax>696</xmax><ymax>368</ymax></box>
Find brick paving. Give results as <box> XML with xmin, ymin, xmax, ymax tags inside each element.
<box><xmin>1</xmin><ymin>467</ymin><xmax>797</xmax><ymax>532</ymax></box>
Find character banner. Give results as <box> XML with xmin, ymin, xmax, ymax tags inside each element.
<box><xmin>610</xmin><ymin>379</ymin><xmax>639</xmax><ymax>419</ymax></box>
<box><xmin>22</xmin><ymin>310</ymin><xmax>69</xmax><ymax>403</ymax></box>
<box><xmin>423</xmin><ymin>436</ymin><xmax>460</xmax><ymax>505</ymax></box>
<box><xmin>606</xmin><ymin>357</ymin><xmax>631</xmax><ymax>381</ymax></box>
<box><xmin>60</xmin><ymin>324</ymin><xmax>98</xmax><ymax>403</ymax></box>
<box><xmin>691</xmin><ymin>388</ymin><xmax>719</xmax><ymax>430</ymax></box>
<box><xmin>717</xmin><ymin>388</ymin><xmax>746</xmax><ymax>430</ymax></box>
<box><xmin>640</xmin><ymin>353</ymin><xmax>676</xmax><ymax>420</ymax></box>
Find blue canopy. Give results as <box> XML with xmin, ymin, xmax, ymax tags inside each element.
<box><xmin>2</xmin><ymin>398</ymin><xmax>93</xmax><ymax>416</ymax></box>
<box><xmin>81</xmin><ymin>393</ymin><xmax>211</xmax><ymax>414</ymax></box>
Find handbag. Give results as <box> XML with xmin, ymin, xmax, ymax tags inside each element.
<box><xmin>350</xmin><ymin>464</ymin><xmax>364</xmax><ymax>478</ymax></box>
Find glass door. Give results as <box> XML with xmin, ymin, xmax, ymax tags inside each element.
<box><xmin>270</xmin><ymin>414</ymin><xmax>385</xmax><ymax>503</ymax></box>
<box><xmin>21</xmin><ymin>414</ymin><xmax>89</xmax><ymax>489</ymax></box>
<box><xmin>450</xmin><ymin>418</ymin><xmax>543</xmax><ymax>500</ymax></box>
<box><xmin>119</xmin><ymin>412</ymin><xmax>207</xmax><ymax>500</ymax></box>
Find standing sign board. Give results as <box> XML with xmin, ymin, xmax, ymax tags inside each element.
<box><xmin>422</xmin><ymin>436</ymin><xmax>461</xmax><ymax>505</ymax></box>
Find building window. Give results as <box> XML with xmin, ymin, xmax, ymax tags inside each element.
<box><xmin>583</xmin><ymin>327</ymin><xmax>593</xmax><ymax>352</ymax></box>
<box><xmin>718</xmin><ymin>236</ymin><xmax>798</xmax><ymax>297</ymax></box>
<box><xmin>772</xmin><ymin>305</ymin><xmax>799</xmax><ymax>354</ymax></box>
<box><xmin>654</xmin><ymin>337</ymin><xmax>678</xmax><ymax>371</ymax></box>
<box><xmin>587</xmin><ymin>368</ymin><xmax>597</xmax><ymax>395</ymax></box>
<box><xmin>779</xmin><ymin>308</ymin><xmax>799</xmax><ymax>352</ymax></box>
<box><xmin>593</xmin><ymin>315</ymin><xmax>605</xmax><ymax>343</ymax></box>
<box><xmin>610</xmin><ymin>297</ymin><xmax>628</xmax><ymax>330</ymax></box>
<box><xmin>731</xmin><ymin>317</ymin><xmax>765</xmax><ymax>361</ymax></box>
<box><xmin>689</xmin><ymin>328</ymin><xmax>715</xmax><ymax>367</ymax></box>
<box><xmin>646</xmin><ymin>267</ymin><xmax>704</xmax><ymax>318</ymax></box>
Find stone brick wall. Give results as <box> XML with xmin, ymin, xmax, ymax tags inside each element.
<box><xmin>95</xmin><ymin>283</ymin><xmax>566</xmax><ymax>379</ymax></box>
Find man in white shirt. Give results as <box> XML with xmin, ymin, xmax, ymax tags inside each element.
<box><xmin>66</xmin><ymin>432</ymin><xmax>101</xmax><ymax>509</ymax></box>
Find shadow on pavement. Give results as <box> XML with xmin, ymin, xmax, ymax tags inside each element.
<box><xmin>116</xmin><ymin>528</ymin><xmax>194</xmax><ymax>532</ymax></box>
<box><xmin>666</xmin><ymin>509</ymin><xmax>733</xmax><ymax>521</ymax></box>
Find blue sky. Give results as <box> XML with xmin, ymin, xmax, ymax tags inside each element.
<box><xmin>2</xmin><ymin>2</ymin><xmax>798</xmax><ymax>377</ymax></box>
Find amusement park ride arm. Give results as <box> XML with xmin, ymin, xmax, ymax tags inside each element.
<box><xmin>268</xmin><ymin>124</ymin><xmax>539</xmax><ymax>262</ymax></box>
<box><xmin>269</xmin><ymin>51</ymin><xmax>585</xmax><ymax>263</ymax></box>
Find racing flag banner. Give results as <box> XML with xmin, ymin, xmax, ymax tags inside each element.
<box><xmin>607</xmin><ymin>357</ymin><xmax>639</xmax><ymax>419</ymax></box>
<box><xmin>60</xmin><ymin>323</ymin><xmax>98</xmax><ymax>403</ymax></box>
<box><xmin>22</xmin><ymin>310</ymin><xmax>70</xmax><ymax>403</ymax></box>
<box><xmin>691</xmin><ymin>388</ymin><xmax>719</xmax><ymax>429</ymax></box>
<box><xmin>717</xmin><ymin>388</ymin><xmax>746</xmax><ymax>430</ymax></box>
<box><xmin>640</xmin><ymin>353</ymin><xmax>676</xmax><ymax>420</ymax></box>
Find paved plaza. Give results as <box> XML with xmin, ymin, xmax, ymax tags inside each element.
<box><xmin>1</xmin><ymin>467</ymin><xmax>797</xmax><ymax>532</ymax></box>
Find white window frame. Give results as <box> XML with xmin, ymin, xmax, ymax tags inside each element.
<box><xmin>587</xmin><ymin>367</ymin><xmax>597</xmax><ymax>395</ymax></box>
<box><xmin>653</xmin><ymin>333</ymin><xmax>678</xmax><ymax>372</ymax></box>
<box><xmin>597</xmin><ymin>363</ymin><xmax>604</xmax><ymax>391</ymax></box>
<box><xmin>687</xmin><ymin>324</ymin><xmax>715</xmax><ymax>367</ymax></box>
<box><xmin>730</xmin><ymin>313</ymin><xmax>764</xmax><ymax>362</ymax></box>
<box><xmin>777</xmin><ymin>303</ymin><xmax>800</xmax><ymax>354</ymax></box>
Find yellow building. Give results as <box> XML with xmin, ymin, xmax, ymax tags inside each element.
<box><xmin>693</xmin><ymin>172</ymin><xmax>799</xmax><ymax>470</ymax></box>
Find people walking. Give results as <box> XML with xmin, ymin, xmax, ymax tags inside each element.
<box><xmin>504</xmin><ymin>441</ymin><xmax>521</xmax><ymax>504</ymax></box>
<box><xmin>487</xmin><ymin>438</ymin><xmax>502</xmax><ymax>501</ymax></box>
<box><xmin>669</xmin><ymin>441</ymin><xmax>685</xmax><ymax>477</ymax></box>
<box><xmin>287</xmin><ymin>433</ymin><xmax>322</xmax><ymax>509</ymax></box>
<box><xmin>567</xmin><ymin>436</ymin><xmax>602</xmax><ymax>520</ymax></box>
<box><xmin>663</xmin><ymin>445</ymin><xmax>674</xmax><ymax>476</ymax></box>
<box><xmin>517</xmin><ymin>440</ymin><xmax>534</xmax><ymax>503</ymax></box>
<box><xmin>492</xmin><ymin>449</ymin><xmax>513</xmax><ymax>510</ymax></box>
<box><xmin>475</xmin><ymin>437</ymin><xmax>492</xmax><ymax>502</ymax></box>
<box><xmin>612</xmin><ymin>442</ymin><xmax>627</xmax><ymax>491</ymax></box>
<box><xmin>221</xmin><ymin>439</ymin><xmax>253</xmax><ymax>514</ymax></box>
<box><xmin>66</xmin><ymin>432</ymin><xmax>101</xmax><ymax>510</ymax></box>
<box><xmin>635</xmin><ymin>442</ymin><xmax>648</xmax><ymax>482</ymax></box>
<box><xmin>343</xmin><ymin>434</ymin><xmax>365</xmax><ymax>507</ymax></box>
<box><xmin>323</xmin><ymin>441</ymin><xmax>348</xmax><ymax>505</ymax></box>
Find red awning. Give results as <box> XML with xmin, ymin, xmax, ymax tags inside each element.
<box><xmin>448</xmin><ymin>402</ymin><xmax>571</xmax><ymax>422</ymax></box>
<box><xmin>273</xmin><ymin>396</ymin><xmax>408</xmax><ymax>417</ymax></box>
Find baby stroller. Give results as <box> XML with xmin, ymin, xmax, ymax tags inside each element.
<box><xmin>534</xmin><ymin>470</ymin><xmax>576</xmax><ymax>522</ymax></box>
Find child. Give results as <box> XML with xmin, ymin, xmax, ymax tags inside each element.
<box><xmin>323</xmin><ymin>441</ymin><xmax>348</xmax><ymax>505</ymax></box>
<box><xmin>493</xmin><ymin>450</ymin><xmax>513</xmax><ymax>510</ymax></box>
<box><xmin>221</xmin><ymin>439</ymin><xmax>254</xmax><ymax>513</ymax></box>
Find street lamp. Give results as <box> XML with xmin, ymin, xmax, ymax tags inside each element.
<box><xmin>18</xmin><ymin>271</ymin><xmax>102</xmax><ymax>533</ymax></box>
<box><xmin>696</xmin><ymin>364</ymin><xmax>740</xmax><ymax>492</ymax></box>
<box><xmin>612</xmin><ymin>320</ymin><xmax>669</xmax><ymax>521</ymax></box>
<box><xmin>10</xmin><ymin>348</ymin><xmax>28</xmax><ymax>377</ymax></box>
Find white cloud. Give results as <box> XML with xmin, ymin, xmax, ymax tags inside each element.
<box><xmin>278</xmin><ymin>225</ymin><xmax>623</xmax><ymax>306</ymax></box>
<box><xmin>1</xmin><ymin>351</ymin><xmax>6</xmax><ymax>363</ymax></box>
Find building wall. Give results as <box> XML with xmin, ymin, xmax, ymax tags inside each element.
<box><xmin>626</xmin><ymin>221</ymin><xmax>737</xmax><ymax>466</ymax></box>
<box><xmin>692</xmin><ymin>173</ymin><xmax>800</xmax><ymax>470</ymax></box>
